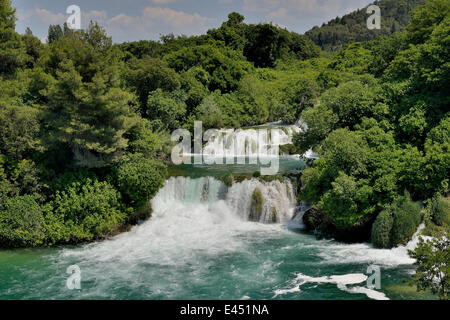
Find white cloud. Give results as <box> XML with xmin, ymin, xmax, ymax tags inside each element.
<box><xmin>244</xmin><ymin>0</ymin><xmax>370</xmax><ymax>18</ymax></box>
<box><xmin>105</xmin><ymin>7</ymin><xmax>215</xmax><ymax>41</ymax></box>
<box><xmin>242</xmin><ymin>0</ymin><xmax>372</xmax><ymax>29</ymax></box>
<box><xmin>149</xmin><ymin>0</ymin><xmax>179</xmax><ymax>4</ymax></box>
<box><xmin>17</xmin><ymin>5</ymin><xmax>214</xmax><ymax>42</ymax></box>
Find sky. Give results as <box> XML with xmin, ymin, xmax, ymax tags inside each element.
<box><xmin>13</xmin><ymin>0</ymin><xmax>374</xmax><ymax>43</ymax></box>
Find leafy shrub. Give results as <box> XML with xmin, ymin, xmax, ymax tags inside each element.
<box><xmin>114</xmin><ymin>153</ymin><xmax>167</xmax><ymax>209</ymax></box>
<box><xmin>431</xmin><ymin>193</ymin><xmax>450</xmax><ymax>226</ymax></box>
<box><xmin>220</xmin><ymin>173</ymin><xmax>234</xmax><ymax>187</ymax></box>
<box><xmin>49</xmin><ymin>169</ymin><xmax>97</xmax><ymax>194</ymax></box>
<box><xmin>0</xmin><ymin>195</ymin><xmax>45</xmax><ymax>247</ymax></box>
<box><xmin>47</xmin><ymin>179</ymin><xmax>126</xmax><ymax>243</ymax></box>
<box><xmin>391</xmin><ymin>195</ymin><xmax>422</xmax><ymax>245</ymax></box>
<box><xmin>371</xmin><ymin>210</ymin><xmax>394</xmax><ymax>248</ymax></box>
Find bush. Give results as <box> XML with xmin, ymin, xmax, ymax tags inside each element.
<box><xmin>431</xmin><ymin>194</ymin><xmax>450</xmax><ymax>226</ymax></box>
<box><xmin>391</xmin><ymin>195</ymin><xmax>422</xmax><ymax>246</ymax></box>
<box><xmin>0</xmin><ymin>195</ymin><xmax>45</xmax><ymax>247</ymax></box>
<box><xmin>114</xmin><ymin>153</ymin><xmax>167</xmax><ymax>209</ymax></box>
<box><xmin>220</xmin><ymin>173</ymin><xmax>234</xmax><ymax>187</ymax></box>
<box><xmin>49</xmin><ymin>169</ymin><xmax>97</xmax><ymax>194</ymax></box>
<box><xmin>48</xmin><ymin>179</ymin><xmax>126</xmax><ymax>243</ymax></box>
<box><xmin>371</xmin><ymin>210</ymin><xmax>394</xmax><ymax>248</ymax></box>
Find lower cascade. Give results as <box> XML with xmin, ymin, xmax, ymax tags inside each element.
<box><xmin>153</xmin><ymin>176</ymin><xmax>297</xmax><ymax>224</ymax></box>
<box><xmin>0</xmin><ymin>175</ymin><xmax>426</xmax><ymax>300</ymax></box>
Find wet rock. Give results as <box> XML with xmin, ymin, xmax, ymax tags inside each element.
<box><xmin>249</xmin><ymin>188</ymin><xmax>263</xmax><ymax>222</ymax></box>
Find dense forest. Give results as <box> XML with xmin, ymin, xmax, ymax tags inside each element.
<box><xmin>0</xmin><ymin>0</ymin><xmax>448</xmax><ymax>249</ymax></box>
<box><xmin>305</xmin><ymin>0</ymin><xmax>426</xmax><ymax>50</ymax></box>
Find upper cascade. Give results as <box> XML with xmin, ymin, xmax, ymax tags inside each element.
<box><xmin>202</xmin><ymin>122</ymin><xmax>319</xmax><ymax>159</ymax></box>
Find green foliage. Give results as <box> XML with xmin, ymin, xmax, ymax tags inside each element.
<box><xmin>319</xmin><ymin>79</ymin><xmax>379</xmax><ymax>128</ymax></box>
<box><xmin>125</xmin><ymin>57</ymin><xmax>180</xmax><ymax>112</ymax></box>
<box><xmin>320</xmin><ymin>171</ymin><xmax>373</xmax><ymax>230</ymax></box>
<box><xmin>294</xmin><ymin>104</ymin><xmax>338</xmax><ymax>153</ymax></box>
<box><xmin>220</xmin><ymin>173</ymin><xmax>234</xmax><ymax>187</ymax></box>
<box><xmin>0</xmin><ymin>104</ymin><xmax>42</xmax><ymax>160</ymax></box>
<box><xmin>430</xmin><ymin>194</ymin><xmax>450</xmax><ymax>227</ymax></box>
<box><xmin>164</xmin><ymin>44</ymin><xmax>251</xmax><ymax>93</ymax></box>
<box><xmin>194</xmin><ymin>95</ymin><xmax>224</xmax><ymax>130</ymax></box>
<box><xmin>0</xmin><ymin>0</ymin><xmax>26</xmax><ymax>74</ymax></box>
<box><xmin>0</xmin><ymin>195</ymin><xmax>45</xmax><ymax>247</ymax></box>
<box><xmin>423</xmin><ymin>117</ymin><xmax>450</xmax><ymax>197</ymax></box>
<box><xmin>0</xmin><ymin>0</ymin><xmax>448</xmax><ymax>250</ymax></box>
<box><xmin>408</xmin><ymin>232</ymin><xmax>450</xmax><ymax>300</ymax></box>
<box><xmin>147</xmin><ymin>89</ymin><xmax>187</xmax><ymax>132</ymax></box>
<box><xmin>305</xmin><ymin>0</ymin><xmax>426</xmax><ymax>51</ymax></box>
<box><xmin>127</xmin><ymin>118</ymin><xmax>170</xmax><ymax>158</ymax></box>
<box><xmin>114</xmin><ymin>154</ymin><xmax>167</xmax><ymax>209</ymax></box>
<box><xmin>47</xmin><ymin>178</ymin><xmax>126</xmax><ymax>244</ymax></box>
<box><xmin>371</xmin><ymin>210</ymin><xmax>394</xmax><ymax>248</ymax></box>
<box><xmin>43</xmin><ymin>60</ymin><xmax>138</xmax><ymax>168</ymax></box>
<box><xmin>207</xmin><ymin>12</ymin><xmax>247</xmax><ymax>51</ymax></box>
<box><xmin>407</xmin><ymin>0</ymin><xmax>450</xmax><ymax>44</ymax></box>
<box><xmin>391</xmin><ymin>194</ymin><xmax>422</xmax><ymax>245</ymax></box>
<box><xmin>244</xmin><ymin>23</ymin><xmax>320</xmax><ymax>67</ymax></box>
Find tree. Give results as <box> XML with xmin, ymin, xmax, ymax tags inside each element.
<box><xmin>407</xmin><ymin>0</ymin><xmax>450</xmax><ymax>45</ymax></box>
<box><xmin>244</xmin><ymin>23</ymin><xmax>319</xmax><ymax>68</ymax></box>
<box><xmin>391</xmin><ymin>193</ymin><xmax>422</xmax><ymax>245</ymax></box>
<box><xmin>147</xmin><ymin>89</ymin><xmax>187</xmax><ymax>132</ymax></box>
<box><xmin>0</xmin><ymin>0</ymin><xmax>25</xmax><ymax>74</ymax></box>
<box><xmin>0</xmin><ymin>105</ymin><xmax>42</xmax><ymax>160</ymax></box>
<box><xmin>47</xmin><ymin>25</ymin><xmax>63</xmax><ymax>44</ymax></box>
<box><xmin>409</xmin><ymin>232</ymin><xmax>450</xmax><ymax>300</ymax></box>
<box><xmin>114</xmin><ymin>153</ymin><xmax>167</xmax><ymax>209</ymax></box>
<box><xmin>0</xmin><ymin>195</ymin><xmax>45</xmax><ymax>247</ymax></box>
<box><xmin>207</xmin><ymin>12</ymin><xmax>247</xmax><ymax>50</ymax></box>
<box><xmin>423</xmin><ymin>117</ymin><xmax>450</xmax><ymax>197</ymax></box>
<box><xmin>430</xmin><ymin>193</ymin><xmax>450</xmax><ymax>227</ymax></box>
<box><xmin>319</xmin><ymin>80</ymin><xmax>378</xmax><ymax>128</ymax></box>
<box><xmin>194</xmin><ymin>95</ymin><xmax>224</xmax><ymax>130</ymax></box>
<box><xmin>371</xmin><ymin>210</ymin><xmax>394</xmax><ymax>248</ymax></box>
<box><xmin>294</xmin><ymin>104</ymin><xmax>338</xmax><ymax>154</ymax></box>
<box><xmin>125</xmin><ymin>57</ymin><xmax>180</xmax><ymax>112</ymax></box>
<box><xmin>164</xmin><ymin>44</ymin><xmax>251</xmax><ymax>93</ymax></box>
<box><xmin>44</xmin><ymin>60</ymin><xmax>137</xmax><ymax>168</ymax></box>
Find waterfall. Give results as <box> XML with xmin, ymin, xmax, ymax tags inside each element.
<box><xmin>287</xmin><ymin>201</ymin><xmax>312</xmax><ymax>230</ymax></box>
<box><xmin>202</xmin><ymin>123</ymin><xmax>319</xmax><ymax>159</ymax></box>
<box><xmin>152</xmin><ymin>176</ymin><xmax>297</xmax><ymax>224</ymax></box>
<box><xmin>226</xmin><ymin>178</ymin><xmax>296</xmax><ymax>223</ymax></box>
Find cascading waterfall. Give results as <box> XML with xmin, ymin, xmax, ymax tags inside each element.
<box><xmin>154</xmin><ymin>176</ymin><xmax>297</xmax><ymax>224</ymax></box>
<box><xmin>226</xmin><ymin>178</ymin><xmax>296</xmax><ymax>223</ymax></box>
<box><xmin>1</xmin><ymin>175</ymin><xmax>428</xmax><ymax>300</ymax></box>
<box><xmin>202</xmin><ymin>123</ymin><xmax>319</xmax><ymax>159</ymax></box>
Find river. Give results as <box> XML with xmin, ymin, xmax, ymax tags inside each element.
<box><xmin>0</xmin><ymin>125</ymin><xmax>434</xmax><ymax>300</ymax></box>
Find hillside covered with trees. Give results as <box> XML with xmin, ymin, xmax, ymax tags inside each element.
<box><xmin>305</xmin><ymin>0</ymin><xmax>426</xmax><ymax>50</ymax></box>
<box><xmin>0</xmin><ymin>0</ymin><xmax>449</xmax><ymax>253</ymax></box>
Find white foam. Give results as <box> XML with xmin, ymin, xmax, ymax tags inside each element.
<box><xmin>313</xmin><ymin>223</ymin><xmax>429</xmax><ymax>267</ymax></box>
<box><xmin>274</xmin><ymin>273</ymin><xmax>389</xmax><ymax>300</ymax></box>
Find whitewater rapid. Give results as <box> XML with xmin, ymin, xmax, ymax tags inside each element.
<box><xmin>44</xmin><ymin>176</ymin><xmax>425</xmax><ymax>300</ymax></box>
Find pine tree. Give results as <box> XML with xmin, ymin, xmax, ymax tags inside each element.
<box><xmin>0</xmin><ymin>0</ymin><xmax>26</xmax><ymax>74</ymax></box>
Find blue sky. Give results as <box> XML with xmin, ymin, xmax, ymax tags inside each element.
<box><xmin>13</xmin><ymin>0</ymin><xmax>374</xmax><ymax>43</ymax></box>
